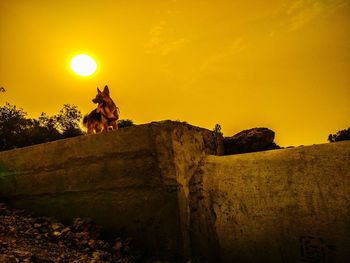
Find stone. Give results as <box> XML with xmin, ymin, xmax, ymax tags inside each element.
<box><xmin>112</xmin><ymin>240</ymin><xmax>123</xmax><ymax>251</ymax></box>
<box><xmin>0</xmin><ymin>202</ymin><xmax>163</xmax><ymax>262</ymax></box>
<box><xmin>51</xmin><ymin>223</ymin><xmax>62</xmax><ymax>231</ymax></box>
<box><xmin>13</xmin><ymin>249</ymin><xmax>33</xmax><ymax>259</ymax></box>
<box><xmin>53</xmin><ymin>231</ymin><xmax>61</xmax><ymax>236</ymax></box>
<box><xmin>223</xmin><ymin>127</ymin><xmax>280</xmax><ymax>155</ymax></box>
<box><xmin>0</xmin><ymin>255</ymin><xmax>17</xmax><ymax>263</ymax></box>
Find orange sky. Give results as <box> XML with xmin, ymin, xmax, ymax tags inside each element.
<box><xmin>0</xmin><ymin>0</ymin><xmax>349</xmax><ymax>146</ymax></box>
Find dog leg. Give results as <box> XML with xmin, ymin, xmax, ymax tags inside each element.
<box><xmin>111</xmin><ymin>121</ymin><xmax>118</xmax><ymax>130</ymax></box>
<box><xmin>103</xmin><ymin>123</ymin><xmax>109</xmax><ymax>132</ymax></box>
<box><xmin>86</xmin><ymin>123</ymin><xmax>93</xmax><ymax>134</ymax></box>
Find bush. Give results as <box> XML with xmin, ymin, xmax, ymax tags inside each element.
<box><xmin>328</xmin><ymin>128</ymin><xmax>350</xmax><ymax>142</ymax></box>
<box><xmin>0</xmin><ymin>103</ymin><xmax>83</xmax><ymax>151</ymax></box>
<box><xmin>118</xmin><ymin>119</ymin><xmax>134</xmax><ymax>129</ymax></box>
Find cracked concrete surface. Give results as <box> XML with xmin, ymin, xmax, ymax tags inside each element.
<box><xmin>0</xmin><ymin>121</ymin><xmax>349</xmax><ymax>262</ymax></box>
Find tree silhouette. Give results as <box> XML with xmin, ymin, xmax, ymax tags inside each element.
<box><xmin>56</xmin><ymin>104</ymin><xmax>83</xmax><ymax>137</ymax></box>
<box><xmin>328</xmin><ymin>128</ymin><xmax>350</xmax><ymax>142</ymax></box>
<box><xmin>0</xmin><ymin>103</ymin><xmax>29</xmax><ymax>150</ymax></box>
<box><xmin>0</xmin><ymin>103</ymin><xmax>83</xmax><ymax>151</ymax></box>
<box><xmin>213</xmin><ymin>123</ymin><xmax>223</xmax><ymax>136</ymax></box>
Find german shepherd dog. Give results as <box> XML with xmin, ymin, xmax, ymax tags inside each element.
<box><xmin>83</xmin><ymin>85</ymin><xmax>120</xmax><ymax>134</ymax></box>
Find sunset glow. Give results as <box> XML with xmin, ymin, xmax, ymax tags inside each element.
<box><xmin>0</xmin><ymin>0</ymin><xmax>349</xmax><ymax>146</ymax></box>
<box><xmin>69</xmin><ymin>54</ymin><xmax>96</xmax><ymax>77</ymax></box>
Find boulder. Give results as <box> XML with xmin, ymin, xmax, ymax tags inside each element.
<box><xmin>223</xmin><ymin>127</ymin><xmax>280</xmax><ymax>155</ymax></box>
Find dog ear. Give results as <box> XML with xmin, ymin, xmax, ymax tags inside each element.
<box><xmin>103</xmin><ymin>85</ymin><xmax>110</xmax><ymax>96</ymax></box>
<box><xmin>97</xmin><ymin>87</ymin><xmax>101</xmax><ymax>93</ymax></box>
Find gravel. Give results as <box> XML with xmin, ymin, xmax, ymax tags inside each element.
<box><xmin>0</xmin><ymin>203</ymin><xmax>169</xmax><ymax>263</ymax></box>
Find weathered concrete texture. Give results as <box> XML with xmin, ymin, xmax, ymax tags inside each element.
<box><xmin>1</xmin><ymin>121</ymin><xmax>349</xmax><ymax>262</ymax></box>
<box><xmin>194</xmin><ymin>141</ymin><xmax>350</xmax><ymax>262</ymax></box>
<box><xmin>0</xmin><ymin>121</ymin><xmax>221</xmax><ymax>260</ymax></box>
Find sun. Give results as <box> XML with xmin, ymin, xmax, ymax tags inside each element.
<box><xmin>69</xmin><ymin>54</ymin><xmax>97</xmax><ymax>76</ymax></box>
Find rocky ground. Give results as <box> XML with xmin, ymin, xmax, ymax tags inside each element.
<box><xmin>0</xmin><ymin>203</ymin><xmax>169</xmax><ymax>263</ymax></box>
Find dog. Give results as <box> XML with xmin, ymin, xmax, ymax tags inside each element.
<box><xmin>83</xmin><ymin>85</ymin><xmax>120</xmax><ymax>134</ymax></box>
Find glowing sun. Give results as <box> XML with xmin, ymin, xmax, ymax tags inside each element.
<box><xmin>70</xmin><ymin>54</ymin><xmax>97</xmax><ymax>76</ymax></box>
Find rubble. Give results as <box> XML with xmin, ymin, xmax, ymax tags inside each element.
<box><xmin>0</xmin><ymin>203</ymin><xmax>168</xmax><ymax>263</ymax></box>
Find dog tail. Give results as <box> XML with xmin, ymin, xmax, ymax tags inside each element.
<box><xmin>82</xmin><ymin>115</ymin><xmax>88</xmax><ymax>127</ymax></box>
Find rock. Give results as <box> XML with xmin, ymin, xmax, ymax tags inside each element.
<box><xmin>53</xmin><ymin>231</ymin><xmax>61</xmax><ymax>236</ymax></box>
<box><xmin>13</xmin><ymin>249</ymin><xmax>33</xmax><ymax>259</ymax></box>
<box><xmin>0</xmin><ymin>254</ymin><xmax>17</xmax><ymax>263</ymax></box>
<box><xmin>72</xmin><ymin>218</ymin><xmax>101</xmax><ymax>239</ymax></box>
<box><xmin>51</xmin><ymin>223</ymin><xmax>63</xmax><ymax>231</ymax></box>
<box><xmin>61</xmin><ymin>226</ymin><xmax>71</xmax><ymax>235</ymax></box>
<box><xmin>113</xmin><ymin>240</ymin><xmax>123</xmax><ymax>251</ymax></box>
<box><xmin>33</xmin><ymin>223</ymin><xmax>41</xmax><ymax>228</ymax></box>
<box><xmin>88</xmin><ymin>239</ymin><xmax>96</xmax><ymax>248</ymax></box>
<box><xmin>0</xmin><ymin>202</ymin><xmax>168</xmax><ymax>262</ymax></box>
<box><xmin>224</xmin><ymin>127</ymin><xmax>280</xmax><ymax>155</ymax></box>
<box><xmin>92</xmin><ymin>251</ymin><xmax>103</xmax><ymax>259</ymax></box>
<box><xmin>264</xmin><ymin>142</ymin><xmax>282</xmax><ymax>151</ymax></box>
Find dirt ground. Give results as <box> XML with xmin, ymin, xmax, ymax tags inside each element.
<box><xmin>0</xmin><ymin>203</ymin><xmax>170</xmax><ymax>263</ymax></box>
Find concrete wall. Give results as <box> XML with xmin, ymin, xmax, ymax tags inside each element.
<box><xmin>193</xmin><ymin>141</ymin><xmax>350</xmax><ymax>262</ymax></box>
<box><xmin>0</xmin><ymin>121</ymin><xmax>220</xmax><ymax>260</ymax></box>
<box><xmin>1</xmin><ymin>121</ymin><xmax>349</xmax><ymax>262</ymax></box>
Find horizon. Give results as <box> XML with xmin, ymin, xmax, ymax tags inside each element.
<box><xmin>1</xmin><ymin>0</ymin><xmax>349</xmax><ymax>147</ymax></box>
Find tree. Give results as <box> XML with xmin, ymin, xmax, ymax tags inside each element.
<box><xmin>0</xmin><ymin>103</ymin><xmax>30</xmax><ymax>150</ymax></box>
<box><xmin>38</xmin><ymin>112</ymin><xmax>59</xmax><ymax>132</ymax></box>
<box><xmin>56</xmin><ymin>104</ymin><xmax>83</xmax><ymax>137</ymax></box>
<box><xmin>34</xmin><ymin>112</ymin><xmax>62</xmax><ymax>143</ymax></box>
<box><xmin>213</xmin><ymin>123</ymin><xmax>223</xmax><ymax>136</ymax></box>
<box><xmin>0</xmin><ymin>103</ymin><xmax>83</xmax><ymax>151</ymax></box>
<box><xmin>328</xmin><ymin>128</ymin><xmax>350</xmax><ymax>142</ymax></box>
